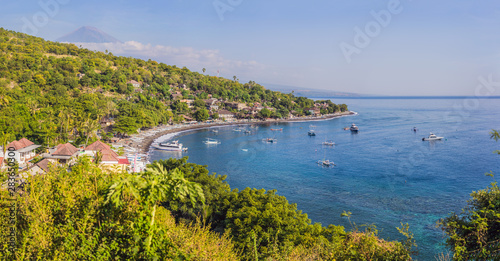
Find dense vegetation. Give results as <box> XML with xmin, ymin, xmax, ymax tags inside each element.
<box><xmin>438</xmin><ymin>130</ymin><xmax>500</xmax><ymax>260</ymax></box>
<box><xmin>0</xmin><ymin>157</ymin><xmax>415</xmax><ymax>260</ymax></box>
<box><xmin>0</xmin><ymin>28</ymin><xmax>346</xmax><ymax>148</ymax></box>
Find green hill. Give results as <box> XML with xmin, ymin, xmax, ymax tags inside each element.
<box><xmin>0</xmin><ymin>28</ymin><xmax>346</xmax><ymax>146</ymax></box>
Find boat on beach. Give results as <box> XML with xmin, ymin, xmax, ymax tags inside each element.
<box><xmin>422</xmin><ymin>133</ymin><xmax>444</xmax><ymax>141</ymax></box>
<box><xmin>203</xmin><ymin>138</ymin><xmax>221</xmax><ymax>145</ymax></box>
<box><xmin>153</xmin><ymin>140</ymin><xmax>187</xmax><ymax>151</ymax></box>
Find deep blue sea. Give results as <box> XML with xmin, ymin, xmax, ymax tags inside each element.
<box><xmin>150</xmin><ymin>98</ymin><xmax>500</xmax><ymax>259</ymax></box>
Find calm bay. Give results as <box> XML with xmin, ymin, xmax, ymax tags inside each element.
<box><xmin>150</xmin><ymin>98</ymin><xmax>500</xmax><ymax>259</ymax></box>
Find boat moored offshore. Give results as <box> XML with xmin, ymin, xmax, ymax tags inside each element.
<box><xmin>350</xmin><ymin>123</ymin><xmax>359</xmax><ymax>132</ymax></box>
<box><xmin>422</xmin><ymin>133</ymin><xmax>444</xmax><ymax>141</ymax></box>
<box><xmin>154</xmin><ymin>140</ymin><xmax>187</xmax><ymax>151</ymax></box>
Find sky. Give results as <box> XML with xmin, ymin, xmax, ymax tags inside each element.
<box><xmin>2</xmin><ymin>0</ymin><xmax>500</xmax><ymax>96</ymax></box>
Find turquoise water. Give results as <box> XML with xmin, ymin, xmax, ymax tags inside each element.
<box><xmin>150</xmin><ymin>98</ymin><xmax>500</xmax><ymax>259</ymax></box>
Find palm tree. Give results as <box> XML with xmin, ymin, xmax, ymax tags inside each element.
<box><xmin>106</xmin><ymin>162</ymin><xmax>205</xmax><ymax>251</ymax></box>
<box><xmin>202</xmin><ymin>68</ymin><xmax>206</xmax><ymax>74</ymax></box>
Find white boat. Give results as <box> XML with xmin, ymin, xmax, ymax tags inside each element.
<box><xmin>308</xmin><ymin>130</ymin><xmax>316</xmax><ymax>136</ymax></box>
<box><xmin>203</xmin><ymin>138</ymin><xmax>221</xmax><ymax>145</ymax></box>
<box><xmin>322</xmin><ymin>140</ymin><xmax>335</xmax><ymax>146</ymax></box>
<box><xmin>233</xmin><ymin>128</ymin><xmax>242</xmax><ymax>132</ymax></box>
<box><xmin>262</xmin><ymin>138</ymin><xmax>277</xmax><ymax>143</ymax></box>
<box><xmin>154</xmin><ymin>140</ymin><xmax>187</xmax><ymax>151</ymax></box>
<box><xmin>422</xmin><ymin>133</ymin><xmax>444</xmax><ymax>141</ymax></box>
<box><xmin>241</xmin><ymin>149</ymin><xmax>248</xmax><ymax>152</ymax></box>
<box><xmin>317</xmin><ymin>159</ymin><xmax>336</xmax><ymax>167</ymax></box>
<box><xmin>244</xmin><ymin>130</ymin><xmax>251</xmax><ymax>134</ymax></box>
<box><xmin>211</xmin><ymin>129</ymin><xmax>219</xmax><ymax>133</ymax></box>
<box><xmin>350</xmin><ymin>123</ymin><xmax>359</xmax><ymax>132</ymax></box>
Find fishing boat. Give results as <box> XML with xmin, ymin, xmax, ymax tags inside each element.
<box><xmin>262</xmin><ymin>138</ymin><xmax>277</xmax><ymax>143</ymax></box>
<box><xmin>154</xmin><ymin>140</ymin><xmax>187</xmax><ymax>151</ymax></box>
<box><xmin>308</xmin><ymin>130</ymin><xmax>316</xmax><ymax>136</ymax></box>
<box><xmin>317</xmin><ymin>159</ymin><xmax>336</xmax><ymax>167</ymax></box>
<box><xmin>203</xmin><ymin>138</ymin><xmax>221</xmax><ymax>145</ymax></box>
<box><xmin>322</xmin><ymin>140</ymin><xmax>335</xmax><ymax>146</ymax></box>
<box><xmin>271</xmin><ymin>128</ymin><xmax>283</xmax><ymax>131</ymax></box>
<box><xmin>350</xmin><ymin>123</ymin><xmax>359</xmax><ymax>133</ymax></box>
<box><xmin>422</xmin><ymin>133</ymin><xmax>444</xmax><ymax>141</ymax></box>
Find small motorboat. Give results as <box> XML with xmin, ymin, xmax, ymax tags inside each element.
<box><xmin>233</xmin><ymin>128</ymin><xmax>242</xmax><ymax>132</ymax></box>
<box><xmin>244</xmin><ymin>130</ymin><xmax>251</xmax><ymax>134</ymax></box>
<box><xmin>211</xmin><ymin>129</ymin><xmax>219</xmax><ymax>133</ymax></box>
<box><xmin>203</xmin><ymin>138</ymin><xmax>221</xmax><ymax>145</ymax></box>
<box><xmin>270</xmin><ymin>128</ymin><xmax>282</xmax><ymax>131</ymax></box>
<box><xmin>262</xmin><ymin>138</ymin><xmax>277</xmax><ymax>143</ymax></box>
<box><xmin>308</xmin><ymin>130</ymin><xmax>316</xmax><ymax>136</ymax></box>
<box><xmin>422</xmin><ymin>133</ymin><xmax>444</xmax><ymax>141</ymax></box>
<box><xmin>343</xmin><ymin>127</ymin><xmax>349</xmax><ymax>130</ymax></box>
<box><xmin>317</xmin><ymin>159</ymin><xmax>336</xmax><ymax>167</ymax></box>
<box><xmin>350</xmin><ymin>123</ymin><xmax>359</xmax><ymax>133</ymax></box>
<box><xmin>241</xmin><ymin>149</ymin><xmax>248</xmax><ymax>152</ymax></box>
<box><xmin>322</xmin><ymin>140</ymin><xmax>335</xmax><ymax>146</ymax></box>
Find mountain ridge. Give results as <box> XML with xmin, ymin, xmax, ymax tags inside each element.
<box><xmin>56</xmin><ymin>26</ymin><xmax>122</xmax><ymax>43</ymax></box>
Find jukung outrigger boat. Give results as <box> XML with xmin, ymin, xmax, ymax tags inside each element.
<box><xmin>317</xmin><ymin>159</ymin><xmax>336</xmax><ymax>167</ymax></box>
<box><xmin>322</xmin><ymin>140</ymin><xmax>335</xmax><ymax>146</ymax></box>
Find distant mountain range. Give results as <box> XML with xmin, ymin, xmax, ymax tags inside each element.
<box><xmin>263</xmin><ymin>83</ymin><xmax>362</xmax><ymax>98</ymax></box>
<box><xmin>56</xmin><ymin>26</ymin><xmax>121</xmax><ymax>43</ymax></box>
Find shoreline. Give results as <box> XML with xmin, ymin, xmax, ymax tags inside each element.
<box><xmin>114</xmin><ymin>111</ymin><xmax>356</xmax><ymax>166</ymax></box>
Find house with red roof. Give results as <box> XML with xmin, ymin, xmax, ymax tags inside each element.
<box><xmin>6</xmin><ymin>138</ymin><xmax>41</xmax><ymax>165</ymax></box>
<box><xmin>25</xmin><ymin>158</ymin><xmax>52</xmax><ymax>176</ymax></box>
<box><xmin>43</xmin><ymin>143</ymin><xmax>80</xmax><ymax>165</ymax></box>
<box><xmin>84</xmin><ymin>140</ymin><xmax>130</xmax><ymax>171</ymax></box>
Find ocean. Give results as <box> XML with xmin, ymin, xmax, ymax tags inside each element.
<box><xmin>150</xmin><ymin>98</ymin><xmax>500</xmax><ymax>259</ymax></box>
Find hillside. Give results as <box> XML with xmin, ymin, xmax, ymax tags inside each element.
<box><xmin>0</xmin><ymin>28</ymin><xmax>346</xmax><ymax>146</ymax></box>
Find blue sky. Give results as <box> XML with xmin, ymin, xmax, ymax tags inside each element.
<box><xmin>2</xmin><ymin>0</ymin><xmax>500</xmax><ymax>96</ymax></box>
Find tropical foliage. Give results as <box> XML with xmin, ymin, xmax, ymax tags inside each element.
<box><xmin>152</xmin><ymin>157</ymin><xmax>415</xmax><ymax>260</ymax></box>
<box><xmin>0</xmin><ymin>156</ymin><xmax>415</xmax><ymax>260</ymax></box>
<box><xmin>438</xmin><ymin>130</ymin><xmax>500</xmax><ymax>260</ymax></box>
<box><xmin>0</xmin><ymin>157</ymin><xmax>236</xmax><ymax>260</ymax></box>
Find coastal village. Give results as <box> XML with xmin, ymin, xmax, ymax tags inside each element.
<box><xmin>0</xmin><ymin>79</ymin><xmax>348</xmax><ymax>184</ymax></box>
